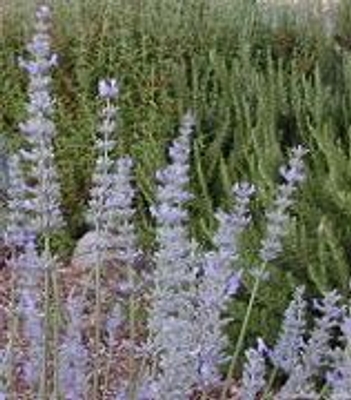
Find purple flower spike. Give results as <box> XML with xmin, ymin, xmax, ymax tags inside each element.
<box><xmin>196</xmin><ymin>181</ymin><xmax>255</xmax><ymax>387</ymax></box>
<box><xmin>147</xmin><ymin>111</ymin><xmax>199</xmax><ymax>398</ymax></box>
<box><xmin>260</xmin><ymin>146</ymin><xmax>307</xmax><ymax>263</ymax></box>
<box><xmin>17</xmin><ymin>3</ymin><xmax>63</xmax><ymax>235</ymax></box>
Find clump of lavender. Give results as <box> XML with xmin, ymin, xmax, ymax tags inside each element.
<box><xmin>270</xmin><ymin>285</ymin><xmax>307</xmax><ymax>374</ymax></box>
<box><xmin>196</xmin><ymin>182</ymin><xmax>255</xmax><ymax>387</ymax></box>
<box><xmin>147</xmin><ymin>111</ymin><xmax>199</xmax><ymax>399</ymax></box>
<box><xmin>58</xmin><ymin>295</ymin><xmax>89</xmax><ymax>399</ymax></box>
<box><xmin>276</xmin><ymin>290</ymin><xmax>344</xmax><ymax>399</ymax></box>
<box><xmin>222</xmin><ymin>146</ymin><xmax>308</xmax><ymax>396</ymax></box>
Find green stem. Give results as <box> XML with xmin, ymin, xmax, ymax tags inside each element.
<box><xmin>220</xmin><ymin>263</ymin><xmax>267</xmax><ymax>400</ymax></box>
<box><xmin>93</xmin><ymin>231</ymin><xmax>103</xmax><ymax>399</ymax></box>
<box><xmin>262</xmin><ymin>367</ymin><xmax>278</xmax><ymax>399</ymax></box>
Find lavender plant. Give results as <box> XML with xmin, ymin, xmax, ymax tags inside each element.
<box><xmin>87</xmin><ymin>78</ymin><xmax>121</xmax><ymax>397</ymax></box>
<box><xmin>4</xmin><ymin>4</ymin><xmax>63</xmax><ymax>398</ymax></box>
<box><xmin>87</xmin><ymin>77</ymin><xmax>141</xmax><ymax>397</ymax></box>
<box><xmin>222</xmin><ymin>145</ymin><xmax>308</xmax><ymax>397</ymax></box>
<box><xmin>5</xmin><ymin>4</ymin><xmax>351</xmax><ymax>400</ymax></box>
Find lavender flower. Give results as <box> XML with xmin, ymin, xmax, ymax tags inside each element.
<box><xmin>58</xmin><ymin>295</ymin><xmax>88</xmax><ymax>400</ymax></box>
<box><xmin>18</xmin><ymin>4</ymin><xmax>62</xmax><ymax>235</ymax></box>
<box><xmin>147</xmin><ymin>111</ymin><xmax>199</xmax><ymax>399</ymax></box>
<box><xmin>260</xmin><ymin>146</ymin><xmax>307</xmax><ymax>263</ymax></box>
<box><xmin>271</xmin><ymin>286</ymin><xmax>307</xmax><ymax>374</ymax></box>
<box><xmin>196</xmin><ymin>182</ymin><xmax>255</xmax><ymax>387</ymax></box>
<box><xmin>277</xmin><ymin>290</ymin><xmax>343</xmax><ymax>398</ymax></box>
<box><xmin>240</xmin><ymin>340</ymin><xmax>267</xmax><ymax>400</ymax></box>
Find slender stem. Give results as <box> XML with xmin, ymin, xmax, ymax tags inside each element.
<box><xmin>128</xmin><ymin>265</ymin><xmax>137</xmax><ymax>400</ymax></box>
<box><xmin>50</xmin><ymin>245</ymin><xmax>60</xmax><ymax>400</ymax></box>
<box><xmin>93</xmin><ymin>232</ymin><xmax>103</xmax><ymax>399</ymax></box>
<box><xmin>220</xmin><ymin>263</ymin><xmax>267</xmax><ymax>400</ymax></box>
<box><xmin>262</xmin><ymin>367</ymin><xmax>278</xmax><ymax>399</ymax></box>
<box><xmin>8</xmin><ymin>255</ymin><xmax>17</xmax><ymax>400</ymax></box>
<box><xmin>41</xmin><ymin>247</ymin><xmax>51</xmax><ymax>398</ymax></box>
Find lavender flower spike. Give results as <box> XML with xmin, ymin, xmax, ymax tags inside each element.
<box><xmin>260</xmin><ymin>145</ymin><xmax>307</xmax><ymax>263</ymax></box>
<box><xmin>196</xmin><ymin>182</ymin><xmax>255</xmax><ymax>387</ymax></box>
<box><xmin>87</xmin><ymin>78</ymin><xmax>120</xmax><ymax>232</ymax></box>
<box><xmin>147</xmin><ymin>111</ymin><xmax>198</xmax><ymax>399</ymax></box>
<box><xmin>18</xmin><ymin>3</ymin><xmax>62</xmax><ymax>235</ymax></box>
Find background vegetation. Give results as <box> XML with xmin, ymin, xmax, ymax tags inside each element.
<box><xmin>2</xmin><ymin>0</ymin><xmax>351</xmax><ymax>355</ymax></box>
